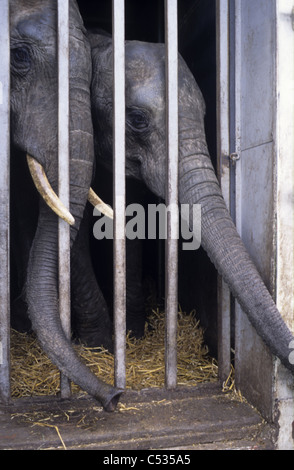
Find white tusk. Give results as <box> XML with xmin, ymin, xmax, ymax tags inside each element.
<box><xmin>88</xmin><ymin>187</ymin><xmax>114</xmax><ymax>219</ymax></box>
<box><xmin>26</xmin><ymin>154</ymin><xmax>75</xmax><ymax>226</ymax></box>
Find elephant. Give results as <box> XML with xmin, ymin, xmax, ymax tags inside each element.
<box><xmin>9</xmin><ymin>1</ymin><xmax>121</xmax><ymax>411</ymax></box>
<box><xmin>10</xmin><ymin>155</ymin><xmax>114</xmax><ymax>350</ymax></box>
<box><xmin>88</xmin><ymin>32</ymin><xmax>294</xmax><ymax>375</ymax></box>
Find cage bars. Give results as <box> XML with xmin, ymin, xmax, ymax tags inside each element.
<box><xmin>216</xmin><ymin>0</ymin><xmax>232</xmax><ymax>383</ymax></box>
<box><xmin>0</xmin><ymin>0</ymin><xmax>10</xmax><ymax>404</ymax></box>
<box><xmin>57</xmin><ymin>0</ymin><xmax>71</xmax><ymax>398</ymax></box>
<box><xmin>112</xmin><ymin>0</ymin><xmax>127</xmax><ymax>390</ymax></box>
<box><xmin>164</xmin><ymin>0</ymin><xmax>179</xmax><ymax>389</ymax></box>
<box><xmin>0</xmin><ymin>0</ymin><xmax>181</xmax><ymax>402</ymax></box>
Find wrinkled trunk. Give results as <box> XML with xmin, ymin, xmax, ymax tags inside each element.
<box><xmin>71</xmin><ymin>206</ymin><xmax>113</xmax><ymax>350</ymax></box>
<box><xmin>25</xmin><ymin>86</ymin><xmax>121</xmax><ymax>410</ymax></box>
<box><xmin>178</xmin><ymin>122</ymin><xmax>294</xmax><ymax>373</ymax></box>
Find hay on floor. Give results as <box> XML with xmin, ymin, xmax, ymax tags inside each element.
<box><xmin>10</xmin><ymin>309</ymin><xmax>218</xmax><ymax>399</ymax></box>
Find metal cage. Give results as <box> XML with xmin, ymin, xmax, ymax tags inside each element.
<box><xmin>1</xmin><ymin>0</ymin><xmax>294</xmax><ymax>450</ymax></box>
<box><xmin>0</xmin><ymin>0</ymin><xmax>183</xmax><ymax>405</ymax></box>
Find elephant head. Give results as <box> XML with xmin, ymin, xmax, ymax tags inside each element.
<box><xmin>10</xmin><ymin>1</ymin><xmax>121</xmax><ymax>410</ymax></box>
<box><xmin>89</xmin><ymin>33</ymin><xmax>294</xmax><ymax>374</ymax></box>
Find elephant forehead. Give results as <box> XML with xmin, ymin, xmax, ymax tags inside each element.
<box><xmin>126</xmin><ymin>41</ymin><xmax>165</xmax><ymax>79</ymax></box>
<box><xmin>127</xmin><ymin>75</ymin><xmax>165</xmax><ymax>112</ymax></box>
<box><xmin>10</xmin><ymin>0</ymin><xmax>53</xmax><ymax>19</ymax></box>
<box><xmin>11</xmin><ymin>4</ymin><xmax>56</xmax><ymax>46</ymax></box>
<box><xmin>126</xmin><ymin>48</ymin><xmax>166</xmax><ymax>110</ymax></box>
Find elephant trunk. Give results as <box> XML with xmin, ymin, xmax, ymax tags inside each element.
<box><xmin>25</xmin><ymin>84</ymin><xmax>122</xmax><ymax>411</ymax></box>
<box><xmin>178</xmin><ymin>122</ymin><xmax>294</xmax><ymax>373</ymax></box>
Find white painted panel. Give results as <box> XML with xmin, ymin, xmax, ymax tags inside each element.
<box><xmin>275</xmin><ymin>0</ymin><xmax>294</xmax><ymax>451</ymax></box>
<box><xmin>276</xmin><ymin>0</ymin><xmax>294</xmax><ymax>332</ymax></box>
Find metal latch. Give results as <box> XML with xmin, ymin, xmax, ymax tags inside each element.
<box><xmin>229</xmin><ymin>152</ymin><xmax>240</xmax><ymax>166</ymax></box>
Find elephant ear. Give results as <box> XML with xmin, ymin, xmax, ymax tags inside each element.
<box><xmin>87</xmin><ymin>30</ymin><xmax>112</xmax><ymax>52</ymax></box>
<box><xmin>88</xmin><ymin>31</ymin><xmax>113</xmax><ymax>102</ymax></box>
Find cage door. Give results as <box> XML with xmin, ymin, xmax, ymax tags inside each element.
<box><xmin>228</xmin><ymin>0</ymin><xmax>277</xmax><ymax>420</ymax></box>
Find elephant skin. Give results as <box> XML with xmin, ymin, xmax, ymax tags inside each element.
<box><xmin>10</xmin><ymin>148</ymin><xmax>113</xmax><ymax>350</ymax></box>
<box><xmin>9</xmin><ymin>1</ymin><xmax>121</xmax><ymax>410</ymax></box>
<box><xmin>88</xmin><ymin>32</ymin><xmax>294</xmax><ymax>375</ymax></box>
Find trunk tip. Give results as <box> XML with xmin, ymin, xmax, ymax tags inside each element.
<box><xmin>101</xmin><ymin>388</ymin><xmax>124</xmax><ymax>412</ymax></box>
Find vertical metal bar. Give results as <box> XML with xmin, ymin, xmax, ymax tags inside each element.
<box><xmin>228</xmin><ymin>0</ymin><xmax>240</xmax><ymax>227</ymax></box>
<box><xmin>112</xmin><ymin>0</ymin><xmax>126</xmax><ymax>390</ymax></box>
<box><xmin>57</xmin><ymin>0</ymin><xmax>71</xmax><ymax>398</ymax></box>
<box><xmin>164</xmin><ymin>0</ymin><xmax>179</xmax><ymax>390</ymax></box>
<box><xmin>216</xmin><ymin>0</ymin><xmax>232</xmax><ymax>383</ymax></box>
<box><xmin>0</xmin><ymin>0</ymin><xmax>10</xmax><ymax>404</ymax></box>
<box><xmin>231</xmin><ymin>0</ymin><xmax>243</xmax><ymax>388</ymax></box>
<box><xmin>231</xmin><ymin>0</ymin><xmax>242</xmax><ymax>229</ymax></box>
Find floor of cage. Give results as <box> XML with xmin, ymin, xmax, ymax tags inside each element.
<box><xmin>0</xmin><ymin>383</ymin><xmax>275</xmax><ymax>450</ymax></box>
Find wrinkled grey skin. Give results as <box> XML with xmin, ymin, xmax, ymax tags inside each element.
<box><xmin>10</xmin><ymin>150</ymin><xmax>113</xmax><ymax>351</ymax></box>
<box><xmin>10</xmin><ymin>1</ymin><xmax>121</xmax><ymax>411</ymax></box>
<box><xmin>89</xmin><ymin>33</ymin><xmax>294</xmax><ymax>374</ymax></box>
<box><xmin>70</xmin><ymin>206</ymin><xmax>113</xmax><ymax>349</ymax></box>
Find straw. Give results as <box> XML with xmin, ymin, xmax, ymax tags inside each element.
<box><xmin>10</xmin><ymin>308</ymin><xmax>218</xmax><ymax>398</ymax></box>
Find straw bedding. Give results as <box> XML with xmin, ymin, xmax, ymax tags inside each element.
<box><xmin>10</xmin><ymin>308</ymin><xmax>218</xmax><ymax>398</ymax></box>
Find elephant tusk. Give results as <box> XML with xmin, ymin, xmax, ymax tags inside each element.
<box><xmin>88</xmin><ymin>187</ymin><xmax>114</xmax><ymax>219</ymax></box>
<box><xmin>26</xmin><ymin>154</ymin><xmax>75</xmax><ymax>226</ymax></box>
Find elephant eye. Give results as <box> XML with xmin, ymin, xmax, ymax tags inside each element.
<box><xmin>11</xmin><ymin>46</ymin><xmax>31</xmax><ymax>76</ymax></box>
<box><xmin>127</xmin><ymin>109</ymin><xmax>150</xmax><ymax>131</ymax></box>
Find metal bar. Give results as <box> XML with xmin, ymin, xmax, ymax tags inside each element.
<box><xmin>57</xmin><ymin>0</ymin><xmax>71</xmax><ymax>398</ymax></box>
<box><xmin>0</xmin><ymin>0</ymin><xmax>10</xmax><ymax>404</ymax></box>
<box><xmin>112</xmin><ymin>0</ymin><xmax>126</xmax><ymax>390</ymax></box>
<box><xmin>231</xmin><ymin>0</ymin><xmax>243</xmax><ymax>389</ymax></box>
<box><xmin>164</xmin><ymin>0</ymin><xmax>179</xmax><ymax>390</ymax></box>
<box><xmin>228</xmin><ymin>0</ymin><xmax>239</xmax><ymax>227</ymax></box>
<box><xmin>216</xmin><ymin>0</ymin><xmax>232</xmax><ymax>383</ymax></box>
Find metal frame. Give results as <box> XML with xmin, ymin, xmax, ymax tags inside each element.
<box><xmin>164</xmin><ymin>0</ymin><xmax>179</xmax><ymax>389</ymax></box>
<box><xmin>113</xmin><ymin>0</ymin><xmax>127</xmax><ymax>390</ymax></box>
<box><xmin>216</xmin><ymin>0</ymin><xmax>232</xmax><ymax>383</ymax></box>
<box><xmin>274</xmin><ymin>0</ymin><xmax>294</xmax><ymax>450</ymax></box>
<box><xmin>57</xmin><ymin>0</ymin><xmax>71</xmax><ymax>399</ymax></box>
<box><xmin>0</xmin><ymin>0</ymin><xmax>10</xmax><ymax>405</ymax></box>
<box><xmin>1</xmin><ymin>0</ymin><xmax>293</xmax><ymax>449</ymax></box>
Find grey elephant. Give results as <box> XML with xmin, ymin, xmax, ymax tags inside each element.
<box><xmin>10</xmin><ymin>154</ymin><xmax>114</xmax><ymax>351</ymax></box>
<box><xmin>88</xmin><ymin>32</ymin><xmax>294</xmax><ymax>374</ymax></box>
<box><xmin>10</xmin><ymin>165</ymin><xmax>114</xmax><ymax>350</ymax></box>
<box><xmin>9</xmin><ymin>1</ymin><xmax>121</xmax><ymax>410</ymax></box>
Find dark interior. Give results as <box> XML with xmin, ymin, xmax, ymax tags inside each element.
<box><xmin>77</xmin><ymin>0</ymin><xmax>218</xmax><ymax>356</ymax></box>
